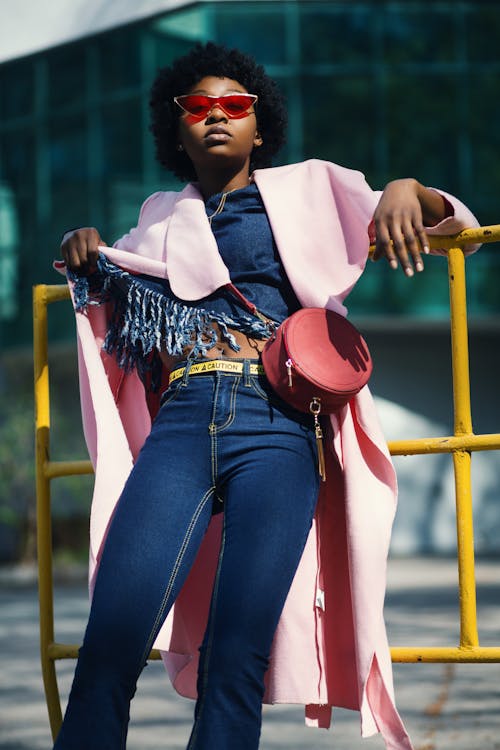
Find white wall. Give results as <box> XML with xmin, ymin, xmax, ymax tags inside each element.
<box><xmin>0</xmin><ymin>0</ymin><xmax>191</xmax><ymax>63</ymax></box>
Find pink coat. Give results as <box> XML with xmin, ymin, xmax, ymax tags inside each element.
<box><xmin>61</xmin><ymin>159</ymin><xmax>479</xmax><ymax>749</ymax></box>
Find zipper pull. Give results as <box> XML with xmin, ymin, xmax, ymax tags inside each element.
<box><xmin>310</xmin><ymin>398</ymin><xmax>326</xmax><ymax>481</ymax></box>
<box><xmin>285</xmin><ymin>358</ymin><xmax>293</xmax><ymax>388</ymax></box>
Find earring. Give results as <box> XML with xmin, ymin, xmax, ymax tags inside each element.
<box><xmin>177</xmin><ymin>144</ymin><xmax>184</xmax><ymax>152</ymax></box>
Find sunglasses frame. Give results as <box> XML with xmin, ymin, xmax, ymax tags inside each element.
<box><xmin>174</xmin><ymin>93</ymin><xmax>258</xmax><ymax>120</ymax></box>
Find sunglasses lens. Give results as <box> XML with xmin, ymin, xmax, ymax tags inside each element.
<box><xmin>222</xmin><ymin>95</ymin><xmax>254</xmax><ymax>115</ymax></box>
<box><xmin>178</xmin><ymin>95</ymin><xmax>210</xmax><ymax>116</ymax></box>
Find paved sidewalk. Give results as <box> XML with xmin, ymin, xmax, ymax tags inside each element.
<box><xmin>1</xmin><ymin>557</ymin><xmax>500</xmax><ymax>749</ymax></box>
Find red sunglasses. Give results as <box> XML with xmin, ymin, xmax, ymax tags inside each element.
<box><xmin>174</xmin><ymin>93</ymin><xmax>258</xmax><ymax>120</ymax></box>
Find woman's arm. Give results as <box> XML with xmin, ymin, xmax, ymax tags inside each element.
<box><xmin>60</xmin><ymin>192</ymin><xmax>168</xmax><ymax>274</ymax></box>
<box><xmin>371</xmin><ymin>178</ymin><xmax>450</xmax><ymax>277</ymax></box>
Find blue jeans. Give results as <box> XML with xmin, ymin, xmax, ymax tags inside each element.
<box><xmin>54</xmin><ymin>360</ymin><xmax>320</xmax><ymax>750</ymax></box>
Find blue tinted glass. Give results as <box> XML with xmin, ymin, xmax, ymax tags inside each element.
<box><xmin>0</xmin><ymin>59</ymin><xmax>33</xmax><ymax>119</ymax></box>
<box><xmin>301</xmin><ymin>74</ymin><xmax>376</xmax><ymax>178</ymax></box>
<box><xmin>301</xmin><ymin>5</ymin><xmax>374</xmax><ymax>64</ymax></box>
<box><xmin>215</xmin><ymin>3</ymin><xmax>286</xmax><ymax>64</ymax></box>
<box><xmin>102</xmin><ymin>98</ymin><xmax>142</xmax><ymax>178</ymax></box>
<box><xmin>98</xmin><ymin>26</ymin><xmax>142</xmax><ymax>92</ymax></box>
<box><xmin>385</xmin><ymin>73</ymin><xmax>459</xmax><ymax>190</ymax></box>
<box><xmin>48</xmin><ymin>44</ymin><xmax>86</xmax><ymax>109</ymax></box>
<box><xmin>383</xmin><ymin>5</ymin><xmax>455</xmax><ymax>64</ymax></box>
<box><xmin>467</xmin><ymin>4</ymin><xmax>500</xmax><ymax>62</ymax></box>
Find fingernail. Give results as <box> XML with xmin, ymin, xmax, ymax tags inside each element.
<box><xmin>416</xmin><ymin>261</ymin><xmax>424</xmax><ymax>272</ymax></box>
<box><xmin>405</xmin><ymin>267</ymin><xmax>414</xmax><ymax>277</ymax></box>
<box><xmin>424</xmin><ymin>245</ymin><xmax>430</xmax><ymax>254</ymax></box>
<box><xmin>390</xmin><ymin>260</ymin><xmax>398</xmax><ymax>269</ymax></box>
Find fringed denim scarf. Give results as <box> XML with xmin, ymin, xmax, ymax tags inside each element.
<box><xmin>68</xmin><ymin>254</ymin><xmax>272</xmax><ymax>390</ymax></box>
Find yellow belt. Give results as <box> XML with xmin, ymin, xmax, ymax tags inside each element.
<box><xmin>168</xmin><ymin>359</ymin><xmax>265</xmax><ymax>385</ymax></box>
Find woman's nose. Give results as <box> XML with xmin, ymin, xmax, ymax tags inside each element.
<box><xmin>205</xmin><ymin>105</ymin><xmax>228</xmax><ymax>123</ymax></box>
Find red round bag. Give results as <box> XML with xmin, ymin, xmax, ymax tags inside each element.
<box><xmin>261</xmin><ymin>307</ymin><xmax>372</xmax><ymax>414</ymax></box>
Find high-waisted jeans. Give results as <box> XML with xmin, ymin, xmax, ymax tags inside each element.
<box><xmin>54</xmin><ymin>360</ymin><xmax>320</xmax><ymax>750</ymax></box>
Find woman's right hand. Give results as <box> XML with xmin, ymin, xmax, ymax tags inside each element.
<box><xmin>60</xmin><ymin>227</ymin><xmax>107</xmax><ymax>275</ymax></box>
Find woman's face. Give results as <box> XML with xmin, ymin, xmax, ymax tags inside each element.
<box><xmin>176</xmin><ymin>76</ymin><xmax>262</xmax><ymax>179</ymax></box>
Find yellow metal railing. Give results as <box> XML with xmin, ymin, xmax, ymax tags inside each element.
<box><xmin>388</xmin><ymin>225</ymin><xmax>500</xmax><ymax>663</ymax></box>
<box><xmin>33</xmin><ymin>224</ymin><xmax>500</xmax><ymax>739</ymax></box>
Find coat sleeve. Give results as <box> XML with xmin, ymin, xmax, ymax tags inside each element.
<box><xmin>423</xmin><ymin>188</ymin><xmax>480</xmax><ymax>255</ymax></box>
<box><xmin>111</xmin><ymin>190</ymin><xmax>178</xmax><ymax>264</ymax></box>
<box><xmin>368</xmin><ymin>187</ymin><xmax>480</xmax><ymax>255</ymax></box>
<box><xmin>112</xmin><ymin>191</ymin><xmax>163</xmax><ymax>252</ymax></box>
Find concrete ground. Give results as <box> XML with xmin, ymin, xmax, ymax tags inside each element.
<box><xmin>1</xmin><ymin>557</ymin><xmax>500</xmax><ymax>750</ymax></box>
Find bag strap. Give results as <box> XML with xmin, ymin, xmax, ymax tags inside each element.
<box><xmin>224</xmin><ymin>283</ymin><xmax>275</xmax><ymax>327</ymax></box>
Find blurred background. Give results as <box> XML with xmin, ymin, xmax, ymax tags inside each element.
<box><xmin>0</xmin><ymin>0</ymin><xmax>499</xmax><ymax>567</ymax></box>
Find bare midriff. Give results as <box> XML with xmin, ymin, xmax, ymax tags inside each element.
<box><xmin>158</xmin><ymin>325</ymin><xmax>268</xmax><ymax>371</ymax></box>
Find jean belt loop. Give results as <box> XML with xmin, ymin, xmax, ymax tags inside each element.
<box><xmin>182</xmin><ymin>359</ymin><xmax>193</xmax><ymax>386</ymax></box>
<box><xmin>243</xmin><ymin>359</ymin><xmax>251</xmax><ymax>387</ymax></box>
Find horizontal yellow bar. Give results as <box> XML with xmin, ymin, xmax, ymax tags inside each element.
<box><xmin>391</xmin><ymin>646</ymin><xmax>500</xmax><ymax>663</ymax></box>
<box><xmin>44</xmin><ymin>460</ymin><xmax>93</xmax><ymax>479</ymax></box>
<box><xmin>48</xmin><ymin>641</ymin><xmax>500</xmax><ymax>664</ymax></box>
<box><xmin>44</xmin><ymin>285</ymin><xmax>71</xmax><ymax>304</ymax></box>
<box><xmin>45</xmin><ymin>435</ymin><xmax>500</xmax><ymax>480</ymax></box>
<box><xmin>388</xmin><ymin>433</ymin><xmax>500</xmax><ymax>456</ymax></box>
<box><xmin>426</xmin><ymin>224</ymin><xmax>500</xmax><ymax>250</ymax></box>
<box><xmin>48</xmin><ymin>643</ymin><xmax>161</xmax><ymax>661</ymax></box>
<box><xmin>368</xmin><ymin>223</ymin><xmax>500</xmax><ymax>256</ymax></box>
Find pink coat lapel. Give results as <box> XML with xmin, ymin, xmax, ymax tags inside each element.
<box><xmin>254</xmin><ymin>160</ymin><xmax>377</xmax><ymax>312</ymax></box>
<box><xmin>165</xmin><ymin>183</ymin><xmax>231</xmax><ymax>299</ymax></box>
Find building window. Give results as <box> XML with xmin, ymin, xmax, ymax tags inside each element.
<box><xmin>0</xmin><ymin>183</ymin><xmax>18</xmax><ymax>320</ymax></box>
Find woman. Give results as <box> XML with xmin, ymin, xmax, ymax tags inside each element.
<box><xmin>56</xmin><ymin>42</ymin><xmax>478</xmax><ymax>750</ymax></box>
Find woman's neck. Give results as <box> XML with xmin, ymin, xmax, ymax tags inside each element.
<box><xmin>196</xmin><ymin>164</ymin><xmax>252</xmax><ymax>200</ymax></box>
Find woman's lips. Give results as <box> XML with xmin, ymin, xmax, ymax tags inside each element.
<box><xmin>204</xmin><ymin>127</ymin><xmax>231</xmax><ymax>146</ymax></box>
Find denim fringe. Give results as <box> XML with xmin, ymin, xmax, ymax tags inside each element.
<box><xmin>68</xmin><ymin>254</ymin><xmax>271</xmax><ymax>389</ymax></box>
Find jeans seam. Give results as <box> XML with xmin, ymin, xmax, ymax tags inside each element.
<box><xmin>187</xmin><ymin>512</ymin><xmax>227</xmax><ymax>750</ymax></box>
<box><xmin>213</xmin><ymin>376</ymin><xmax>240</xmax><ymax>433</ymax></box>
<box><xmin>249</xmin><ymin>378</ymin><xmax>270</xmax><ymax>402</ymax></box>
<box><xmin>211</xmin><ymin>426</ymin><xmax>217</xmax><ymax>488</ymax></box>
<box><xmin>159</xmin><ymin>380</ymin><xmax>182</xmax><ymax>408</ymax></box>
<box><xmin>210</xmin><ymin>376</ymin><xmax>219</xmax><ymax>485</ymax></box>
<box><xmin>137</xmin><ymin>486</ymin><xmax>215</xmax><ymax>669</ymax></box>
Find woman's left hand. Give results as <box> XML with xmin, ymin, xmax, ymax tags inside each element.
<box><xmin>371</xmin><ymin>178</ymin><xmax>443</xmax><ymax>277</ymax></box>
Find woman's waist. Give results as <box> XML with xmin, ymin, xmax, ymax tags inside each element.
<box><xmin>159</xmin><ymin>326</ymin><xmax>267</xmax><ymax>371</ymax></box>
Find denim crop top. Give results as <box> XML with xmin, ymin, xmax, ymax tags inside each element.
<box><xmin>69</xmin><ymin>182</ymin><xmax>301</xmax><ymax>387</ymax></box>
<box><xmin>138</xmin><ymin>182</ymin><xmax>301</xmax><ymax>322</ymax></box>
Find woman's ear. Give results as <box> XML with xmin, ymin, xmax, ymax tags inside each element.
<box><xmin>253</xmin><ymin>131</ymin><xmax>263</xmax><ymax>148</ymax></box>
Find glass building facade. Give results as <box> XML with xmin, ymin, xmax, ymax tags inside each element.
<box><xmin>1</xmin><ymin>0</ymin><xmax>499</xmax><ymax>349</ymax></box>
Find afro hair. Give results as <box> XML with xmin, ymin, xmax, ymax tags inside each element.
<box><xmin>149</xmin><ymin>41</ymin><xmax>288</xmax><ymax>181</ymax></box>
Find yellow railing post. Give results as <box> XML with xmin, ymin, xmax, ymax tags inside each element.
<box><xmin>33</xmin><ymin>284</ymin><xmax>63</xmax><ymax>737</ymax></box>
<box><xmin>448</xmin><ymin>246</ymin><xmax>479</xmax><ymax>650</ymax></box>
